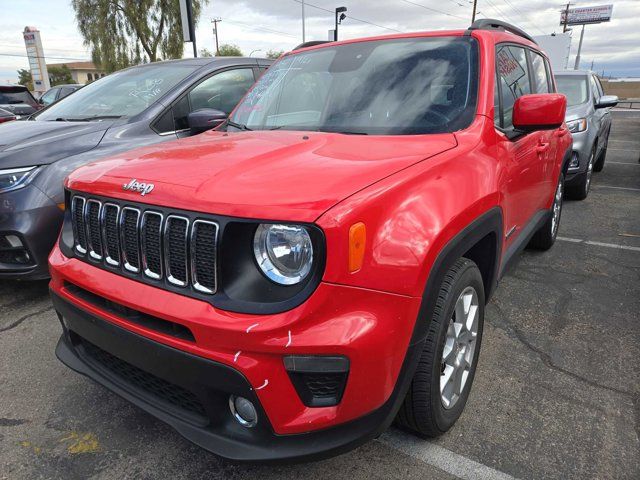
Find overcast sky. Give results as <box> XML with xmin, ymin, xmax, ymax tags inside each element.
<box><xmin>1</xmin><ymin>0</ymin><xmax>639</xmax><ymax>84</ymax></box>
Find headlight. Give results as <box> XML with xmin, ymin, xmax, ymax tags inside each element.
<box><xmin>566</xmin><ymin>118</ymin><xmax>587</xmax><ymax>133</ymax></box>
<box><xmin>0</xmin><ymin>166</ymin><xmax>40</xmax><ymax>193</ymax></box>
<box><xmin>253</xmin><ymin>224</ymin><xmax>313</xmax><ymax>285</ymax></box>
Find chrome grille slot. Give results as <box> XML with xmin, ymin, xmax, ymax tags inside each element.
<box><xmin>102</xmin><ymin>203</ymin><xmax>120</xmax><ymax>266</ymax></box>
<box><xmin>141</xmin><ymin>211</ymin><xmax>163</xmax><ymax>279</ymax></box>
<box><xmin>69</xmin><ymin>194</ymin><xmax>220</xmax><ymax>298</ymax></box>
<box><xmin>85</xmin><ymin>199</ymin><xmax>103</xmax><ymax>260</ymax></box>
<box><xmin>165</xmin><ymin>216</ymin><xmax>189</xmax><ymax>287</ymax></box>
<box><xmin>121</xmin><ymin>207</ymin><xmax>141</xmax><ymax>273</ymax></box>
<box><xmin>71</xmin><ymin>196</ymin><xmax>87</xmax><ymax>255</ymax></box>
<box><xmin>191</xmin><ymin>220</ymin><xmax>218</xmax><ymax>294</ymax></box>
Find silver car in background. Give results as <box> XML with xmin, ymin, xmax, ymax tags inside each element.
<box><xmin>555</xmin><ymin>70</ymin><xmax>618</xmax><ymax>199</ymax></box>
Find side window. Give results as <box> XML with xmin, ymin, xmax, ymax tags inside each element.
<box><xmin>170</xmin><ymin>68</ymin><xmax>256</xmax><ymax>132</ymax></box>
<box><xmin>496</xmin><ymin>45</ymin><xmax>532</xmax><ymax>129</ymax></box>
<box><xmin>544</xmin><ymin>58</ymin><xmax>556</xmax><ymax>92</ymax></box>
<box><xmin>189</xmin><ymin>68</ymin><xmax>255</xmax><ymax>114</ymax></box>
<box><xmin>589</xmin><ymin>75</ymin><xmax>601</xmax><ymax>102</ymax></box>
<box><xmin>494</xmin><ymin>72</ymin><xmax>501</xmax><ymax>127</ymax></box>
<box><xmin>594</xmin><ymin>75</ymin><xmax>604</xmax><ymax>97</ymax></box>
<box><xmin>530</xmin><ymin>52</ymin><xmax>550</xmax><ymax>93</ymax></box>
<box><xmin>40</xmin><ymin>89</ymin><xmax>58</xmax><ymax>106</ymax></box>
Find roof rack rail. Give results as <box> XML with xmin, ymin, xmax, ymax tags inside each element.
<box><xmin>293</xmin><ymin>40</ymin><xmax>332</xmax><ymax>51</ymax></box>
<box><xmin>466</xmin><ymin>18</ymin><xmax>537</xmax><ymax>45</ymax></box>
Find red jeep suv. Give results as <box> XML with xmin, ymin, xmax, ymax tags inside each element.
<box><xmin>49</xmin><ymin>19</ymin><xmax>570</xmax><ymax>462</ymax></box>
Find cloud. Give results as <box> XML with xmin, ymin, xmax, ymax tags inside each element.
<box><xmin>1</xmin><ymin>0</ymin><xmax>638</xmax><ymax>84</ymax></box>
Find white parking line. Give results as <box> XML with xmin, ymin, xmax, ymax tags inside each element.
<box><xmin>557</xmin><ymin>236</ymin><xmax>640</xmax><ymax>252</ymax></box>
<box><xmin>593</xmin><ymin>185</ymin><xmax>640</xmax><ymax>192</ymax></box>
<box><xmin>380</xmin><ymin>429</ymin><xmax>519</xmax><ymax>480</ymax></box>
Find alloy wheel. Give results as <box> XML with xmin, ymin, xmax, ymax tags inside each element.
<box><xmin>585</xmin><ymin>151</ymin><xmax>595</xmax><ymax>194</ymax></box>
<box><xmin>551</xmin><ymin>177</ymin><xmax>563</xmax><ymax>238</ymax></box>
<box><xmin>440</xmin><ymin>286</ymin><xmax>479</xmax><ymax>409</ymax></box>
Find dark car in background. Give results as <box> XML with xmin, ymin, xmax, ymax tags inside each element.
<box><xmin>0</xmin><ymin>56</ymin><xmax>272</xmax><ymax>279</ymax></box>
<box><xmin>39</xmin><ymin>84</ymin><xmax>83</xmax><ymax>107</ymax></box>
<box><xmin>0</xmin><ymin>85</ymin><xmax>41</xmax><ymax>118</ymax></box>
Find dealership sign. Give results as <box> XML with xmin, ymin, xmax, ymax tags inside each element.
<box><xmin>560</xmin><ymin>4</ymin><xmax>613</xmax><ymax>26</ymax></box>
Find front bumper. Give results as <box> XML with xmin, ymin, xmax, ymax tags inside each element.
<box><xmin>49</xmin><ymin>248</ymin><xmax>422</xmax><ymax>461</ymax></box>
<box><xmin>0</xmin><ymin>185</ymin><xmax>62</xmax><ymax>279</ymax></box>
<box><xmin>565</xmin><ymin>128</ymin><xmax>593</xmax><ymax>185</ymax></box>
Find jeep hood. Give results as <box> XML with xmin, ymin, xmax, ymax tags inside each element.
<box><xmin>0</xmin><ymin>120</ymin><xmax>111</xmax><ymax>168</ymax></box>
<box><xmin>67</xmin><ymin>130</ymin><xmax>457</xmax><ymax>222</ymax></box>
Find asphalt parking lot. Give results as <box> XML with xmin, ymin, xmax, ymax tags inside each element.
<box><xmin>1</xmin><ymin>110</ymin><xmax>638</xmax><ymax>480</ymax></box>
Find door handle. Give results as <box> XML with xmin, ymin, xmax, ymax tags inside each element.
<box><xmin>536</xmin><ymin>142</ymin><xmax>549</xmax><ymax>154</ymax></box>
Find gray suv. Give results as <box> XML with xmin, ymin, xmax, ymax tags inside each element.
<box><xmin>0</xmin><ymin>57</ymin><xmax>271</xmax><ymax>280</ymax></box>
<box><xmin>555</xmin><ymin>70</ymin><xmax>618</xmax><ymax>199</ymax></box>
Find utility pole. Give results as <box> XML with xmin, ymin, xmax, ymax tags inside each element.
<box><xmin>562</xmin><ymin>3</ymin><xmax>571</xmax><ymax>33</ymax></box>
<box><xmin>302</xmin><ymin>0</ymin><xmax>306</xmax><ymax>43</ymax></box>
<box><xmin>211</xmin><ymin>18</ymin><xmax>221</xmax><ymax>56</ymax></box>
<box><xmin>472</xmin><ymin>0</ymin><xmax>478</xmax><ymax>23</ymax></box>
<box><xmin>574</xmin><ymin>24</ymin><xmax>585</xmax><ymax>70</ymax></box>
<box><xmin>335</xmin><ymin>6</ymin><xmax>347</xmax><ymax>41</ymax></box>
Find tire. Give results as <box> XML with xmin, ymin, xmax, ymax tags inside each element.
<box><xmin>396</xmin><ymin>257</ymin><xmax>485</xmax><ymax>437</ymax></box>
<box><xmin>566</xmin><ymin>147</ymin><xmax>595</xmax><ymax>200</ymax></box>
<box><xmin>528</xmin><ymin>172</ymin><xmax>564</xmax><ymax>250</ymax></box>
<box><xmin>593</xmin><ymin>133</ymin><xmax>608</xmax><ymax>172</ymax></box>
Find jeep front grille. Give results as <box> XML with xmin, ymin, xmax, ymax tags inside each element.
<box><xmin>71</xmin><ymin>195</ymin><xmax>219</xmax><ymax>294</ymax></box>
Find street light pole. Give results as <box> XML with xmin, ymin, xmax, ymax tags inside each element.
<box><xmin>249</xmin><ymin>49</ymin><xmax>262</xmax><ymax>57</ymax></box>
<box><xmin>335</xmin><ymin>7</ymin><xmax>347</xmax><ymax>42</ymax></box>
<box><xmin>471</xmin><ymin>0</ymin><xmax>478</xmax><ymax>23</ymax></box>
<box><xmin>302</xmin><ymin>0</ymin><xmax>306</xmax><ymax>43</ymax></box>
<box><xmin>574</xmin><ymin>24</ymin><xmax>585</xmax><ymax>70</ymax></box>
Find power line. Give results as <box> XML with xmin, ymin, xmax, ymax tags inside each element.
<box><xmin>223</xmin><ymin>19</ymin><xmax>299</xmax><ymax>39</ymax></box>
<box><xmin>500</xmin><ymin>0</ymin><xmax>546</xmax><ymax>34</ymax></box>
<box><xmin>399</xmin><ymin>0</ymin><xmax>468</xmax><ymax>20</ymax></box>
<box><xmin>292</xmin><ymin>0</ymin><xmax>404</xmax><ymax>33</ymax></box>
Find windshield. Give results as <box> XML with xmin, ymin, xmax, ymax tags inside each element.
<box><xmin>231</xmin><ymin>37</ymin><xmax>478</xmax><ymax>135</ymax></box>
<box><xmin>555</xmin><ymin>75</ymin><xmax>589</xmax><ymax>107</ymax></box>
<box><xmin>0</xmin><ymin>88</ymin><xmax>37</xmax><ymax>107</ymax></box>
<box><xmin>37</xmin><ymin>63</ymin><xmax>199</xmax><ymax>121</ymax></box>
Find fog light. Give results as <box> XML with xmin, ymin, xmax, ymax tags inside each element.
<box><xmin>568</xmin><ymin>153</ymin><xmax>580</xmax><ymax>170</ymax></box>
<box><xmin>5</xmin><ymin>234</ymin><xmax>23</xmax><ymax>248</ymax></box>
<box><xmin>229</xmin><ymin>395</ymin><xmax>257</xmax><ymax>427</ymax></box>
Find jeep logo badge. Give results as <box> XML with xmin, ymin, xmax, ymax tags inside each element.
<box><xmin>122</xmin><ymin>179</ymin><xmax>154</xmax><ymax>196</ymax></box>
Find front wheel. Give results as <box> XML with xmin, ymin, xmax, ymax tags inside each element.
<box><xmin>567</xmin><ymin>147</ymin><xmax>595</xmax><ymax>200</ymax></box>
<box><xmin>528</xmin><ymin>172</ymin><xmax>564</xmax><ymax>250</ymax></box>
<box><xmin>396</xmin><ymin>257</ymin><xmax>485</xmax><ymax>437</ymax></box>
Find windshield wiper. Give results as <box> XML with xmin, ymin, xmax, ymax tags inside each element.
<box><xmin>225</xmin><ymin>119</ymin><xmax>252</xmax><ymax>131</ymax></box>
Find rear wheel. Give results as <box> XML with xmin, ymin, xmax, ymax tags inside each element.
<box><xmin>528</xmin><ymin>172</ymin><xmax>564</xmax><ymax>250</ymax></box>
<box><xmin>396</xmin><ymin>257</ymin><xmax>484</xmax><ymax>437</ymax></box>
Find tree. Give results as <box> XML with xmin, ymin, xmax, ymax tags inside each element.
<box><xmin>217</xmin><ymin>44</ymin><xmax>243</xmax><ymax>57</ymax></box>
<box><xmin>71</xmin><ymin>0</ymin><xmax>208</xmax><ymax>72</ymax></box>
<box><xmin>265</xmin><ymin>49</ymin><xmax>284</xmax><ymax>60</ymax></box>
<box><xmin>199</xmin><ymin>48</ymin><xmax>214</xmax><ymax>58</ymax></box>
<box><xmin>17</xmin><ymin>69</ymin><xmax>33</xmax><ymax>90</ymax></box>
<box><xmin>48</xmin><ymin>65</ymin><xmax>76</xmax><ymax>86</ymax></box>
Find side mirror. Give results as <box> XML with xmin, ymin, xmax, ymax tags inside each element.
<box><xmin>595</xmin><ymin>95</ymin><xmax>618</xmax><ymax>109</ymax></box>
<box><xmin>513</xmin><ymin>93</ymin><xmax>567</xmax><ymax>132</ymax></box>
<box><xmin>187</xmin><ymin>108</ymin><xmax>227</xmax><ymax>134</ymax></box>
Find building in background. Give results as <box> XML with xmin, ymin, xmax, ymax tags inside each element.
<box><xmin>23</xmin><ymin>26</ymin><xmax>50</xmax><ymax>95</ymax></box>
<box><xmin>46</xmin><ymin>61</ymin><xmax>106</xmax><ymax>85</ymax></box>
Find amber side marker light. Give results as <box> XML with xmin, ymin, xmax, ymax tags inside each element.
<box><xmin>57</xmin><ymin>203</ymin><xmax>65</xmax><ymax>211</ymax></box>
<box><xmin>348</xmin><ymin>222</ymin><xmax>366</xmax><ymax>273</ymax></box>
